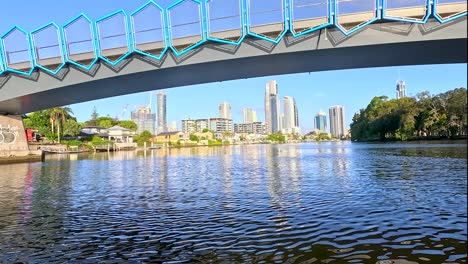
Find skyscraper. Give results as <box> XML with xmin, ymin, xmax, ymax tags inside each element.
<box><xmin>242</xmin><ymin>108</ymin><xmax>257</xmax><ymax>124</ymax></box>
<box><xmin>396</xmin><ymin>80</ymin><xmax>406</xmax><ymax>99</ymax></box>
<box><xmin>283</xmin><ymin>96</ymin><xmax>296</xmax><ymax>130</ymax></box>
<box><xmin>219</xmin><ymin>102</ymin><xmax>231</xmax><ymax>119</ymax></box>
<box><xmin>314</xmin><ymin>110</ymin><xmax>327</xmax><ymax>132</ymax></box>
<box><xmin>131</xmin><ymin>106</ymin><xmax>156</xmax><ymax>135</ymax></box>
<box><xmin>157</xmin><ymin>91</ymin><xmax>167</xmax><ymax>133</ymax></box>
<box><xmin>294</xmin><ymin>103</ymin><xmax>299</xmax><ymax>128</ymax></box>
<box><xmin>265</xmin><ymin>80</ymin><xmax>280</xmax><ymax>134</ymax></box>
<box><xmin>329</xmin><ymin>105</ymin><xmax>346</xmax><ymax>138</ymax></box>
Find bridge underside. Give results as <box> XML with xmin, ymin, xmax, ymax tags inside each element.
<box><xmin>0</xmin><ymin>18</ymin><xmax>466</xmax><ymax>114</ymax></box>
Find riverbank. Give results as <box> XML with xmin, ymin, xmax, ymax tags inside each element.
<box><xmin>352</xmin><ymin>136</ymin><xmax>467</xmax><ymax>142</ymax></box>
<box><xmin>0</xmin><ymin>154</ymin><xmax>41</xmax><ymax>165</ymax></box>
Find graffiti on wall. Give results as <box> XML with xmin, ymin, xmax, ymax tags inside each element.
<box><xmin>0</xmin><ymin>124</ymin><xmax>19</xmax><ymax>144</ymax></box>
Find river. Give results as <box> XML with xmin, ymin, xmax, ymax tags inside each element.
<box><xmin>0</xmin><ymin>141</ymin><xmax>466</xmax><ymax>263</ymax></box>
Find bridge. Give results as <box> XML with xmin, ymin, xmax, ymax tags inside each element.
<box><xmin>0</xmin><ymin>0</ymin><xmax>466</xmax><ymax>115</ymax></box>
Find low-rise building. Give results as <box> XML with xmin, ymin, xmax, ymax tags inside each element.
<box><xmin>196</xmin><ymin>119</ymin><xmax>210</xmax><ymax>132</ymax></box>
<box><xmin>182</xmin><ymin>119</ymin><xmax>196</xmax><ymax>134</ymax></box>
<box><xmin>209</xmin><ymin>118</ymin><xmax>232</xmax><ymax>133</ymax></box>
<box><xmin>155</xmin><ymin>131</ymin><xmax>187</xmax><ymax>143</ymax></box>
<box><xmin>107</xmin><ymin>125</ymin><xmax>136</xmax><ymax>143</ymax></box>
<box><xmin>78</xmin><ymin>126</ymin><xmax>109</xmax><ymax>139</ymax></box>
<box><xmin>234</xmin><ymin>122</ymin><xmax>266</xmax><ymax>134</ymax></box>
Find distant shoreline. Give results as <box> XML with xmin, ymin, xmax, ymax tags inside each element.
<box><xmin>352</xmin><ymin>136</ymin><xmax>467</xmax><ymax>143</ymax></box>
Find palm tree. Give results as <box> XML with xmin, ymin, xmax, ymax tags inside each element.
<box><xmin>49</xmin><ymin>107</ymin><xmax>73</xmax><ymax>143</ymax></box>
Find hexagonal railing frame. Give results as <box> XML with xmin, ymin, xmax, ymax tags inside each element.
<box><xmin>288</xmin><ymin>0</ymin><xmax>332</xmax><ymax>37</ymax></box>
<box><xmin>130</xmin><ymin>1</ymin><xmax>168</xmax><ymax>60</ymax></box>
<box><xmin>95</xmin><ymin>10</ymin><xmax>133</xmax><ymax>66</ymax></box>
<box><xmin>167</xmin><ymin>0</ymin><xmax>206</xmax><ymax>56</ymax></box>
<box><xmin>204</xmin><ymin>0</ymin><xmax>246</xmax><ymax>45</ymax></box>
<box><xmin>382</xmin><ymin>0</ymin><xmax>431</xmax><ymax>24</ymax></box>
<box><xmin>0</xmin><ymin>25</ymin><xmax>35</xmax><ymax>76</ymax></box>
<box><xmin>334</xmin><ymin>0</ymin><xmax>380</xmax><ymax>36</ymax></box>
<box><xmin>1</xmin><ymin>0</ymin><xmax>468</xmax><ymax>78</ymax></box>
<box><xmin>246</xmin><ymin>0</ymin><xmax>289</xmax><ymax>43</ymax></box>
<box><xmin>0</xmin><ymin>45</ymin><xmax>4</xmax><ymax>75</ymax></box>
<box><xmin>62</xmin><ymin>13</ymin><xmax>98</xmax><ymax>71</ymax></box>
<box><xmin>31</xmin><ymin>22</ymin><xmax>66</xmax><ymax>75</ymax></box>
<box><xmin>433</xmin><ymin>0</ymin><xmax>467</xmax><ymax>23</ymax></box>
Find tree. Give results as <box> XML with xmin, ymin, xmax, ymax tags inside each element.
<box><xmin>62</xmin><ymin>119</ymin><xmax>83</xmax><ymax>137</ymax></box>
<box><xmin>189</xmin><ymin>134</ymin><xmax>199</xmax><ymax>142</ymax></box>
<box><xmin>267</xmin><ymin>132</ymin><xmax>285</xmax><ymax>143</ymax></box>
<box><xmin>23</xmin><ymin>110</ymin><xmax>51</xmax><ymax>135</ymax></box>
<box><xmin>86</xmin><ymin>107</ymin><xmax>100</xmax><ymax>126</ymax></box>
<box><xmin>350</xmin><ymin>88</ymin><xmax>467</xmax><ymax>141</ymax></box>
<box><xmin>134</xmin><ymin>130</ymin><xmax>153</xmax><ymax>146</ymax></box>
<box><xmin>117</xmin><ymin>120</ymin><xmax>138</xmax><ymax>131</ymax></box>
<box><xmin>222</xmin><ymin>131</ymin><xmax>234</xmax><ymax>139</ymax></box>
<box><xmin>48</xmin><ymin>107</ymin><xmax>73</xmax><ymax>143</ymax></box>
<box><xmin>97</xmin><ymin>117</ymin><xmax>117</xmax><ymax>128</ymax></box>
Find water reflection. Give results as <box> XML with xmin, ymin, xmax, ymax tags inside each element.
<box><xmin>0</xmin><ymin>142</ymin><xmax>466</xmax><ymax>263</ymax></box>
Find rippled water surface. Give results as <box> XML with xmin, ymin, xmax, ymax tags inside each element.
<box><xmin>0</xmin><ymin>141</ymin><xmax>467</xmax><ymax>263</ymax></box>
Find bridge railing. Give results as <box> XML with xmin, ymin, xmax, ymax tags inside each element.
<box><xmin>0</xmin><ymin>0</ymin><xmax>466</xmax><ymax>77</ymax></box>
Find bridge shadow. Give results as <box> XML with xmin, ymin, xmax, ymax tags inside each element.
<box><xmin>206</xmin><ymin>42</ymin><xmax>241</xmax><ymax>55</ymax></box>
<box><xmin>170</xmin><ymin>47</ymin><xmax>205</xmax><ymax>65</ymax></box>
<box><xmin>132</xmin><ymin>53</ymin><xmax>167</xmax><ymax>68</ymax></box>
<box><xmin>0</xmin><ymin>75</ymin><xmax>11</xmax><ymax>90</ymax></box>
<box><xmin>284</xmin><ymin>31</ymin><xmax>321</xmax><ymax>49</ymax></box>
<box><xmin>419</xmin><ymin>16</ymin><xmax>467</xmax><ymax>35</ymax></box>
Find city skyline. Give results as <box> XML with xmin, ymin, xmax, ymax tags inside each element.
<box><xmin>69</xmin><ymin>64</ymin><xmax>467</xmax><ymax>134</ymax></box>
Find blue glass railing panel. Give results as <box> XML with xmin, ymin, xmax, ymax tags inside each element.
<box><xmin>434</xmin><ymin>0</ymin><xmax>467</xmax><ymax>22</ymax></box>
<box><xmin>383</xmin><ymin>0</ymin><xmax>430</xmax><ymax>22</ymax></box>
<box><xmin>207</xmin><ymin>0</ymin><xmax>244</xmax><ymax>44</ymax></box>
<box><xmin>335</xmin><ymin>0</ymin><xmax>378</xmax><ymax>34</ymax></box>
<box><xmin>63</xmin><ymin>14</ymin><xmax>97</xmax><ymax>69</ymax></box>
<box><xmin>247</xmin><ymin>0</ymin><xmax>287</xmax><ymax>42</ymax></box>
<box><xmin>1</xmin><ymin>27</ymin><xmax>33</xmax><ymax>75</ymax></box>
<box><xmin>131</xmin><ymin>2</ymin><xmax>167</xmax><ymax>59</ymax></box>
<box><xmin>168</xmin><ymin>0</ymin><xmax>204</xmax><ymax>54</ymax></box>
<box><xmin>31</xmin><ymin>23</ymin><xmax>65</xmax><ymax>74</ymax></box>
<box><xmin>96</xmin><ymin>11</ymin><xmax>131</xmax><ymax>65</ymax></box>
<box><xmin>290</xmin><ymin>0</ymin><xmax>330</xmax><ymax>35</ymax></box>
<box><xmin>2</xmin><ymin>30</ymin><xmax>28</xmax><ymax>64</ymax></box>
<box><xmin>248</xmin><ymin>0</ymin><xmax>284</xmax><ymax>26</ymax></box>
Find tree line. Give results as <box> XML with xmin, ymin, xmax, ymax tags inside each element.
<box><xmin>24</xmin><ymin>106</ymin><xmax>138</xmax><ymax>143</ymax></box>
<box><xmin>350</xmin><ymin>88</ymin><xmax>467</xmax><ymax>141</ymax></box>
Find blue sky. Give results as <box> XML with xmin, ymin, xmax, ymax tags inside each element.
<box><xmin>1</xmin><ymin>0</ymin><xmax>466</xmax><ymax>133</ymax></box>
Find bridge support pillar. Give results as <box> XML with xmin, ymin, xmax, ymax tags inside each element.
<box><xmin>0</xmin><ymin>115</ymin><xmax>31</xmax><ymax>157</ymax></box>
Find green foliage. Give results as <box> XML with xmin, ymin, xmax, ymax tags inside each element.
<box><xmin>117</xmin><ymin>120</ymin><xmax>138</xmax><ymax>131</ymax></box>
<box><xmin>86</xmin><ymin>107</ymin><xmax>100</xmax><ymax>126</ymax></box>
<box><xmin>24</xmin><ymin>107</ymin><xmax>75</xmax><ymax>143</ymax></box>
<box><xmin>316</xmin><ymin>132</ymin><xmax>330</xmax><ymax>141</ymax></box>
<box><xmin>189</xmin><ymin>134</ymin><xmax>199</xmax><ymax>142</ymax></box>
<box><xmin>23</xmin><ymin>110</ymin><xmax>51</xmax><ymax>135</ymax></box>
<box><xmin>202</xmin><ymin>128</ymin><xmax>209</xmax><ymax>133</ymax></box>
<box><xmin>98</xmin><ymin>117</ymin><xmax>116</xmax><ymax>128</ymax></box>
<box><xmin>208</xmin><ymin>139</ymin><xmax>223</xmax><ymax>146</ymax></box>
<box><xmin>351</xmin><ymin>88</ymin><xmax>467</xmax><ymax>141</ymax></box>
<box><xmin>134</xmin><ymin>130</ymin><xmax>153</xmax><ymax>146</ymax></box>
<box><xmin>267</xmin><ymin>132</ymin><xmax>286</xmax><ymax>143</ymax></box>
<box><xmin>62</xmin><ymin>119</ymin><xmax>82</xmax><ymax>137</ymax></box>
<box><xmin>62</xmin><ymin>140</ymin><xmax>83</xmax><ymax>147</ymax></box>
<box><xmin>91</xmin><ymin>136</ymin><xmax>105</xmax><ymax>143</ymax></box>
